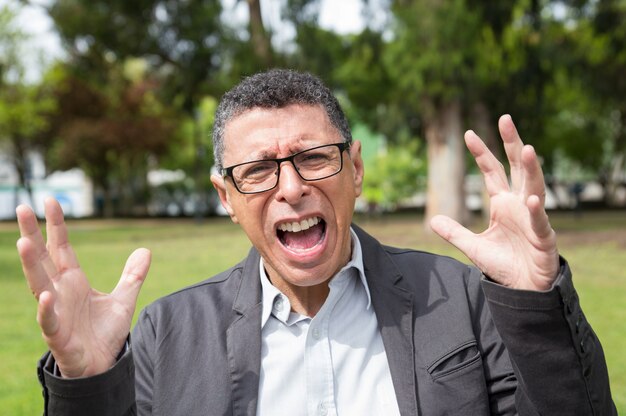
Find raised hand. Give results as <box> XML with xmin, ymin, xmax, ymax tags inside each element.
<box><xmin>16</xmin><ymin>198</ymin><xmax>151</xmax><ymax>378</ymax></box>
<box><xmin>430</xmin><ymin>115</ymin><xmax>559</xmax><ymax>291</ymax></box>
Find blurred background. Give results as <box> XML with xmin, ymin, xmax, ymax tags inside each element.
<box><xmin>1</xmin><ymin>0</ymin><xmax>625</xmax><ymax>224</ymax></box>
<box><xmin>1</xmin><ymin>0</ymin><xmax>626</xmax><ymax>413</ymax></box>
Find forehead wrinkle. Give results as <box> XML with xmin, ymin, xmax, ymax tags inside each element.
<box><xmin>222</xmin><ymin>105</ymin><xmax>341</xmax><ymax>165</ymax></box>
<box><xmin>245</xmin><ymin>136</ymin><xmax>318</xmax><ymax>162</ymax></box>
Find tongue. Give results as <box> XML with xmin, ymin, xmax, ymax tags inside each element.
<box><xmin>283</xmin><ymin>223</ymin><xmax>324</xmax><ymax>250</ymax></box>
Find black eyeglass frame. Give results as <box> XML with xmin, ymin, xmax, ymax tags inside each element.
<box><xmin>221</xmin><ymin>142</ymin><xmax>351</xmax><ymax>194</ymax></box>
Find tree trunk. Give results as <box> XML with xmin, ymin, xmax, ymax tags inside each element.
<box><xmin>605</xmin><ymin>153</ymin><xmax>624</xmax><ymax>207</ymax></box>
<box><xmin>193</xmin><ymin>109</ymin><xmax>206</xmax><ymax>222</ymax></box>
<box><xmin>134</xmin><ymin>159</ymin><xmax>149</xmax><ymax>217</ymax></box>
<box><xmin>424</xmin><ymin>98</ymin><xmax>469</xmax><ymax>227</ymax></box>
<box><xmin>11</xmin><ymin>136</ymin><xmax>35</xmax><ymax>211</ymax></box>
<box><xmin>94</xmin><ymin>174</ymin><xmax>115</xmax><ymax>218</ymax></box>
<box><xmin>472</xmin><ymin>102</ymin><xmax>500</xmax><ymax>220</ymax></box>
<box><xmin>247</xmin><ymin>0</ymin><xmax>273</xmax><ymax>67</ymax></box>
<box><xmin>605</xmin><ymin>111</ymin><xmax>626</xmax><ymax>207</ymax></box>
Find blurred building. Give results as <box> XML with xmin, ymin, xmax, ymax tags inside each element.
<box><xmin>0</xmin><ymin>149</ymin><xmax>94</xmax><ymax>219</ymax></box>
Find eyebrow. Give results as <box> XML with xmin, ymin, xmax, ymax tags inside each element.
<box><xmin>246</xmin><ymin>141</ymin><xmax>322</xmax><ymax>162</ymax></box>
<box><xmin>255</xmin><ymin>150</ymin><xmax>276</xmax><ymax>160</ymax></box>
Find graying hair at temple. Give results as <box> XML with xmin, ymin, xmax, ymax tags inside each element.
<box><xmin>212</xmin><ymin>69</ymin><xmax>353</xmax><ymax>171</ymax></box>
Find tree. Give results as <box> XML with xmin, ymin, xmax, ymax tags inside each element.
<box><xmin>246</xmin><ymin>0</ymin><xmax>274</xmax><ymax>67</ymax></box>
<box><xmin>579</xmin><ymin>0</ymin><xmax>626</xmax><ymax>205</ymax></box>
<box><xmin>46</xmin><ymin>0</ymin><xmax>228</xmax><ymax>216</ymax></box>
<box><xmin>383</xmin><ymin>0</ymin><xmax>485</xmax><ymax>225</ymax></box>
<box><xmin>494</xmin><ymin>0</ymin><xmax>626</xmax><ymax>205</ymax></box>
<box><xmin>46</xmin><ymin>60</ymin><xmax>177</xmax><ymax>217</ymax></box>
<box><xmin>0</xmin><ymin>5</ymin><xmax>57</xmax><ymax>212</ymax></box>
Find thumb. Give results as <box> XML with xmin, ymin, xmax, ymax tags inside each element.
<box><xmin>429</xmin><ymin>215</ymin><xmax>477</xmax><ymax>258</ymax></box>
<box><xmin>111</xmin><ymin>248</ymin><xmax>151</xmax><ymax>310</ymax></box>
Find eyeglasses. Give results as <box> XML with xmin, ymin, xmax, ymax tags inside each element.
<box><xmin>221</xmin><ymin>142</ymin><xmax>351</xmax><ymax>194</ymax></box>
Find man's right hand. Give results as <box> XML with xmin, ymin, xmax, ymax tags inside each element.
<box><xmin>16</xmin><ymin>198</ymin><xmax>151</xmax><ymax>378</ymax></box>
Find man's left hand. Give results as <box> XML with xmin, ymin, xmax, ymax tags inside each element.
<box><xmin>430</xmin><ymin>114</ymin><xmax>559</xmax><ymax>291</ymax></box>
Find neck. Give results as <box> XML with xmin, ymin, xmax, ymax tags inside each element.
<box><xmin>270</xmin><ymin>279</ymin><xmax>330</xmax><ymax>317</ymax></box>
<box><xmin>263</xmin><ymin>231</ymin><xmax>354</xmax><ymax>317</ymax></box>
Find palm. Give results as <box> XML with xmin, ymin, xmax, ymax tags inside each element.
<box><xmin>17</xmin><ymin>199</ymin><xmax>150</xmax><ymax>378</ymax></box>
<box><xmin>45</xmin><ymin>271</ymin><xmax>130</xmax><ymax>376</ymax></box>
<box><xmin>431</xmin><ymin>115</ymin><xmax>559</xmax><ymax>291</ymax></box>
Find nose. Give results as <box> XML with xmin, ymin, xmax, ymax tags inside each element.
<box><xmin>274</xmin><ymin>161</ymin><xmax>309</xmax><ymax>204</ymax></box>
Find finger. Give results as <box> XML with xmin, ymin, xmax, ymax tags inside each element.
<box><xmin>16</xmin><ymin>204</ymin><xmax>40</xmax><ymax>236</ymax></box>
<box><xmin>17</xmin><ymin>237</ymin><xmax>56</xmax><ymax>300</ymax></box>
<box><xmin>16</xmin><ymin>205</ymin><xmax>58</xmax><ymax>280</ymax></box>
<box><xmin>44</xmin><ymin>198</ymin><xmax>80</xmax><ymax>271</ymax></box>
<box><xmin>37</xmin><ymin>290</ymin><xmax>60</xmax><ymax>337</ymax></box>
<box><xmin>430</xmin><ymin>215</ymin><xmax>480</xmax><ymax>260</ymax></box>
<box><xmin>111</xmin><ymin>248</ymin><xmax>152</xmax><ymax>310</ymax></box>
<box><xmin>521</xmin><ymin>145</ymin><xmax>546</xmax><ymax>206</ymax></box>
<box><xmin>527</xmin><ymin>195</ymin><xmax>555</xmax><ymax>240</ymax></box>
<box><xmin>465</xmin><ymin>130</ymin><xmax>509</xmax><ymax>196</ymax></box>
<box><xmin>498</xmin><ymin>114</ymin><xmax>525</xmax><ymax>191</ymax></box>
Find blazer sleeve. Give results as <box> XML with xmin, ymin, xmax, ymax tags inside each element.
<box><xmin>35</xmin><ymin>308</ymin><xmax>159</xmax><ymax>416</ymax></box>
<box><xmin>37</xmin><ymin>346</ymin><xmax>136</xmax><ymax>416</ymax></box>
<box><xmin>131</xmin><ymin>307</ymin><xmax>156</xmax><ymax>414</ymax></box>
<box><xmin>481</xmin><ymin>258</ymin><xmax>617</xmax><ymax>415</ymax></box>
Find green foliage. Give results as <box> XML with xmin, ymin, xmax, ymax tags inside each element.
<box><xmin>43</xmin><ymin>60</ymin><xmax>179</xmax><ymax>216</ymax></box>
<box><xmin>46</xmin><ymin>0</ymin><xmax>244</xmax><ymax>216</ymax></box>
<box><xmin>334</xmin><ymin>29</ymin><xmax>393</xmax><ymax>127</ymax></box>
<box><xmin>0</xmin><ymin>5</ymin><xmax>59</xmax><ymax>204</ymax></box>
<box><xmin>49</xmin><ymin>0</ymin><xmax>226</xmax><ymax>103</ymax></box>
<box><xmin>385</xmin><ymin>0</ymin><xmax>482</xmax><ymax>108</ymax></box>
<box><xmin>289</xmin><ymin>23</ymin><xmax>348</xmax><ymax>84</ymax></box>
<box><xmin>542</xmin><ymin>67</ymin><xmax>611</xmax><ymax>174</ymax></box>
<box><xmin>158</xmin><ymin>95</ymin><xmax>216</xmax><ymax>174</ymax></box>
<box><xmin>579</xmin><ymin>0</ymin><xmax>626</xmax><ymax>163</ymax></box>
<box><xmin>0</xmin><ymin>6</ymin><xmax>56</xmax><ymax>137</ymax></box>
<box><xmin>4</xmin><ymin>0</ymin><xmax>626</xmax><ymax>211</ymax></box>
<box><xmin>362</xmin><ymin>140</ymin><xmax>426</xmax><ymax>209</ymax></box>
<box><xmin>0</xmin><ymin>83</ymin><xmax>56</xmax><ymax>143</ymax></box>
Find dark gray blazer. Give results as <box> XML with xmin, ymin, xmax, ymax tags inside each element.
<box><xmin>38</xmin><ymin>225</ymin><xmax>616</xmax><ymax>415</ymax></box>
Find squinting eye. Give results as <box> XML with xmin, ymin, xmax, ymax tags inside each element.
<box><xmin>300</xmin><ymin>151</ymin><xmax>333</xmax><ymax>162</ymax></box>
<box><xmin>241</xmin><ymin>163</ymin><xmax>275</xmax><ymax>178</ymax></box>
<box><xmin>303</xmin><ymin>153</ymin><xmax>326</xmax><ymax>161</ymax></box>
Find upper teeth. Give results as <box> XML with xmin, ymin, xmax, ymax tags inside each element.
<box><xmin>279</xmin><ymin>217</ymin><xmax>320</xmax><ymax>232</ymax></box>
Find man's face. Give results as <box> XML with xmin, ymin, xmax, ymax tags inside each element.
<box><xmin>211</xmin><ymin>104</ymin><xmax>364</xmax><ymax>290</ymax></box>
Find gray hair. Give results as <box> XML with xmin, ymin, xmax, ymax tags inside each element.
<box><xmin>212</xmin><ymin>69</ymin><xmax>352</xmax><ymax>170</ymax></box>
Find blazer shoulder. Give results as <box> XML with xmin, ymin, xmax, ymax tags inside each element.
<box><xmin>141</xmin><ymin>255</ymin><xmax>252</xmax><ymax>321</ymax></box>
<box><xmin>168</xmin><ymin>259</ymin><xmax>242</xmax><ymax>293</ymax></box>
<box><xmin>382</xmin><ymin>244</ymin><xmax>475</xmax><ymax>277</ymax></box>
<box><xmin>353</xmin><ymin>223</ymin><xmax>480</xmax><ymax>289</ymax></box>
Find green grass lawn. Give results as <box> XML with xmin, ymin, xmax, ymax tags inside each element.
<box><xmin>1</xmin><ymin>211</ymin><xmax>625</xmax><ymax>414</ymax></box>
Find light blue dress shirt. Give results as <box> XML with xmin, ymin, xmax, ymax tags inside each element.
<box><xmin>257</xmin><ymin>229</ymin><xmax>401</xmax><ymax>416</ymax></box>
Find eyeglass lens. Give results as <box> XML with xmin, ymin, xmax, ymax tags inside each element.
<box><xmin>232</xmin><ymin>144</ymin><xmax>344</xmax><ymax>193</ymax></box>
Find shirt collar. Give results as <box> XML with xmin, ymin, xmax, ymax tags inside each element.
<box><xmin>259</xmin><ymin>227</ymin><xmax>371</xmax><ymax>328</ymax></box>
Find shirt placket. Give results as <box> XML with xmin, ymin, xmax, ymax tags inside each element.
<box><xmin>305</xmin><ymin>273</ymin><xmax>351</xmax><ymax>416</ymax></box>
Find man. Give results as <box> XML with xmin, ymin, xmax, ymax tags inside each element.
<box><xmin>17</xmin><ymin>69</ymin><xmax>615</xmax><ymax>415</ymax></box>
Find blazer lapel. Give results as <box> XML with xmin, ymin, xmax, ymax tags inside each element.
<box><xmin>226</xmin><ymin>248</ymin><xmax>263</xmax><ymax>416</ymax></box>
<box><xmin>356</xmin><ymin>226</ymin><xmax>419</xmax><ymax>416</ymax></box>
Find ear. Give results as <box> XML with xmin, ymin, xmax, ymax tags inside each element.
<box><xmin>211</xmin><ymin>173</ymin><xmax>239</xmax><ymax>223</ymax></box>
<box><xmin>349</xmin><ymin>140</ymin><xmax>364</xmax><ymax>197</ymax></box>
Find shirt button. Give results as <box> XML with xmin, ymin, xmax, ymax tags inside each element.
<box><xmin>318</xmin><ymin>402</ymin><xmax>328</xmax><ymax>416</ymax></box>
<box><xmin>312</xmin><ymin>328</ymin><xmax>321</xmax><ymax>340</ymax></box>
<box><xmin>273</xmin><ymin>297</ymin><xmax>284</xmax><ymax>311</ymax></box>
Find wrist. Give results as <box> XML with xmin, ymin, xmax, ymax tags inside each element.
<box><xmin>56</xmin><ymin>340</ymin><xmax>129</xmax><ymax>378</ymax></box>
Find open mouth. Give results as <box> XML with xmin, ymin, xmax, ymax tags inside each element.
<box><xmin>277</xmin><ymin>216</ymin><xmax>326</xmax><ymax>251</ymax></box>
